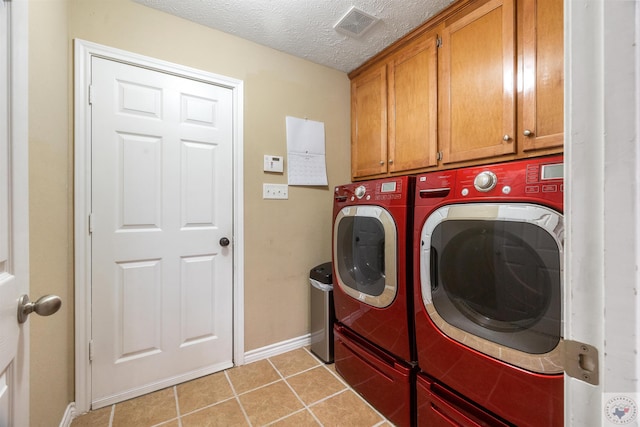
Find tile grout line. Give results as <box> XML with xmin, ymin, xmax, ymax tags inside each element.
<box><xmin>179</xmin><ymin>395</ymin><xmax>237</xmax><ymax>417</ymax></box>
<box><xmin>177</xmin><ymin>370</ymin><xmax>302</xmax><ymax>421</ymax></box>
<box><xmin>266</xmin><ymin>356</ymin><xmax>326</xmax><ymax>426</ymax></box>
<box><xmin>305</xmin><ymin>387</ymin><xmax>391</xmax><ymax>426</ymax></box>
<box><xmin>300</xmin><ymin>347</ymin><xmax>392</xmax><ymax>425</ymax></box>
<box><xmin>304</xmin><ymin>353</ymin><xmax>350</xmax><ymax>386</ymax></box>
<box><xmin>262</xmin><ymin>408</ymin><xmax>314</xmax><ymax>426</ymax></box>
<box><xmin>269</xmin><ymin>349</ymin><xmax>391</xmax><ymax>426</ymax></box>
<box><xmin>108</xmin><ymin>404</ymin><xmax>115</xmax><ymax>427</ymax></box>
<box><xmin>173</xmin><ymin>386</ymin><xmax>183</xmax><ymax>427</ymax></box>
<box><xmin>146</xmin><ymin>387</ymin><xmax>182</xmax><ymax>427</ymax></box>
<box><xmin>224</xmin><ymin>369</ymin><xmax>254</xmax><ymax>427</ymax></box>
<box><xmin>300</xmin><ymin>347</ymin><xmax>351</xmax><ymax>388</ymax></box>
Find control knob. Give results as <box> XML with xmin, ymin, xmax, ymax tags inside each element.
<box><xmin>474</xmin><ymin>171</ymin><xmax>498</xmax><ymax>192</ymax></box>
<box><xmin>354</xmin><ymin>185</ymin><xmax>366</xmax><ymax>199</ymax></box>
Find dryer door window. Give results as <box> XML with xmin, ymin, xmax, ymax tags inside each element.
<box><xmin>334</xmin><ymin>206</ymin><xmax>398</xmax><ymax>308</ymax></box>
<box><xmin>420</xmin><ymin>203</ymin><xmax>564</xmax><ymax>372</ymax></box>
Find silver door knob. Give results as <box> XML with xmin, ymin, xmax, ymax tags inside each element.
<box><xmin>503</xmin><ymin>134</ymin><xmax>511</xmax><ymax>141</ymax></box>
<box><xmin>17</xmin><ymin>294</ymin><xmax>62</xmax><ymax>324</ymax></box>
<box><xmin>523</xmin><ymin>129</ymin><xmax>534</xmax><ymax>137</ymax></box>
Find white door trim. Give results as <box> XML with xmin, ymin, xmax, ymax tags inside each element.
<box><xmin>73</xmin><ymin>39</ymin><xmax>245</xmax><ymax>414</ymax></box>
<box><xmin>3</xmin><ymin>0</ymin><xmax>29</xmax><ymax>424</ymax></box>
<box><xmin>565</xmin><ymin>1</ymin><xmax>639</xmax><ymax>424</ymax></box>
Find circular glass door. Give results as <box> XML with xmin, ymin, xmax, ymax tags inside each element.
<box><xmin>420</xmin><ymin>203</ymin><xmax>564</xmax><ymax>373</ymax></box>
<box><xmin>334</xmin><ymin>206</ymin><xmax>397</xmax><ymax>308</ymax></box>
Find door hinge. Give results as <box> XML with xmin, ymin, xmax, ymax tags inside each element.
<box><xmin>89</xmin><ymin>340</ymin><xmax>94</xmax><ymax>362</ymax></box>
<box><xmin>88</xmin><ymin>85</ymin><xmax>94</xmax><ymax>105</ymax></box>
<box><xmin>88</xmin><ymin>213</ymin><xmax>94</xmax><ymax>234</ymax></box>
<box><xmin>564</xmin><ymin>339</ymin><xmax>599</xmax><ymax>385</ymax></box>
<box><xmin>436</xmin><ymin>36</ymin><xmax>442</xmax><ymax>48</ymax></box>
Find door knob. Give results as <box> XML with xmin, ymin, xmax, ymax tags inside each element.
<box><xmin>17</xmin><ymin>294</ymin><xmax>62</xmax><ymax>324</ymax></box>
<box><xmin>219</xmin><ymin>237</ymin><xmax>230</xmax><ymax>247</ymax></box>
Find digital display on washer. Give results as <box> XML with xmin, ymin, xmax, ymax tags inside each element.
<box><xmin>541</xmin><ymin>163</ymin><xmax>563</xmax><ymax>180</ymax></box>
<box><xmin>381</xmin><ymin>182</ymin><xmax>397</xmax><ymax>192</ymax></box>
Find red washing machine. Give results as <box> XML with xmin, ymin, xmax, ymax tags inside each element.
<box><xmin>413</xmin><ymin>155</ymin><xmax>564</xmax><ymax>427</ymax></box>
<box><xmin>332</xmin><ymin>176</ymin><xmax>416</xmax><ymax>427</ymax></box>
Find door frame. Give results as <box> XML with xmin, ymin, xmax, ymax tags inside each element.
<box><xmin>2</xmin><ymin>0</ymin><xmax>29</xmax><ymax>424</ymax></box>
<box><xmin>73</xmin><ymin>39</ymin><xmax>245</xmax><ymax>413</ymax></box>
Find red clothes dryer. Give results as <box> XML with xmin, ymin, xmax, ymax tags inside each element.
<box><xmin>413</xmin><ymin>156</ymin><xmax>564</xmax><ymax>427</ymax></box>
<box><xmin>332</xmin><ymin>176</ymin><xmax>416</xmax><ymax>426</ymax></box>
<box><xmin>332</xmin><ymin>176</ymin><xmax>416</xmax><ymax>362</ymax></box>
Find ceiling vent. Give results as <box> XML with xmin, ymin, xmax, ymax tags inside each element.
<box><xmin>334</xmin><ymin>6</ymin><xmax>380</xmax><ymax>38</ymax></box>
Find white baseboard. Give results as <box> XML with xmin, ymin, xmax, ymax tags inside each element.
<box><xmin>243</xmin><ymin>334</ymin><xmax>311</xmax><ymax>364</ymax></box>
<box><xmin>59</xmin><ymin>402</ymin><xmax>76</xmax><ymax>427</ymax></box>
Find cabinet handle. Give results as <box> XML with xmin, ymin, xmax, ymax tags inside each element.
<box><xmin>523</xmin><ymin>129</ymin><xmax>534</xmax><ymax>137</ymax></box>
<box><xmin>503</xmin><ymin>134</ymin><xmax>511</xmax><ymax>142</ymax></box>
<box><xmin>379</xmin><ymin>161</ymin><xmax>385</xmax><ymax>165</ymax></box>
<box><xmin>388</xmin><ymin>159</ymin><xmax>394</xmax><ymax>164</ymax></box>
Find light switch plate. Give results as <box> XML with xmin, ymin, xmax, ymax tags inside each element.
<box><xmin>263</xmin><ymin>183</ymin><xmax>288</xmax><ymax>199</ymax></box>
<box><xmin>264</xmin><ymin>155</ymin><xmax>284</xmax><ymax>173</ymax></box>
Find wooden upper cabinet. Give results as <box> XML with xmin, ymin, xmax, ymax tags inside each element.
<box><xmin>348</xmin><ymin>0</ymin><xmax>563</xmax><ymax>179</ymax></box>
<box><xmin>351</xmin><ymin>31</ymin><xmax>439</xmax><ymax>180</ymax></box>
<box><xmin>388</xmin><ymin>31</ymin><xmax>439</xmax><ymax>173</ymax></box>
<box><xmin>520</xmin><ymin>0</ymin><xmax>564</xmax><ymax>151</ymax></box>
<box><xmin>439</xmin><ymin>0</ymin><xmax>517</xmax><ymax>164</ymax></box>
<box><xmin>351</xmin><ymin>65</ymin><xmax>387</xmax><ymax>179</ymax></box>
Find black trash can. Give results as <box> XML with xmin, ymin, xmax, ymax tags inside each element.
<box><xmin>309</xmin><ymin>262</ymin><xmax>335</xmax><ymax>363</ymax></box>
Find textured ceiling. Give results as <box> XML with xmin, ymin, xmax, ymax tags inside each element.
<box><xmin>132</xmin><ymin>0</ymin><xmax>455</xmax><ymax>73</ymax></box>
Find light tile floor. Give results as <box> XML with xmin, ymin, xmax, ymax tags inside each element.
<box><xmin>71</xmin><ymin>347</ymin><xmax>393</xmax><ymax>427</ymax></box>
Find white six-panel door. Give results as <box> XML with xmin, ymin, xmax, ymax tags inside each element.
<box><xmin>0</xmin><ymin>0</ymin><xmax>28</xmax><ymax>425</ymax></box>
<box><xmin>90</xmin><ymin>56</ymin><xmax>234</xmax><ymax>407</ymax></box>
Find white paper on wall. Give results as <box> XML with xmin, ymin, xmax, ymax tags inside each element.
<box><xmin>285</xmin><ymin>116</ymin><xmax>328</xmax><ymax>186</ymax></box>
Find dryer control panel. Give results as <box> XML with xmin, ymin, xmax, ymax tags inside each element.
<box><xmin>334</xmin><ymin>176</ymin><xmax>413</xmax><ymax>206</ymax></box>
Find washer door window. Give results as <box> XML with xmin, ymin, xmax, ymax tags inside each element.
<box><xmin>334</xmin><ymin>206</ymin><xmax>397</xmax><ymax>308</ymax></box>
<box><xmin>420</xmin><ymin>203</ymin><xmax>563</xmax><ymax>373</ymax></box>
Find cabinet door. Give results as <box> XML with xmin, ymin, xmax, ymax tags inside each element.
<box><xmin>439</xmin><ymin>0</ymin><xmax>516</xmax><ymax>164</ymax></box>
<box><xmin>388</xmin><ymin>32</ymin><xmax>439</xmax><ymax>173</ymax></box>
<box><xmin>521</xmin><ymin>0</ymin><xmax>564</xmax><ymax>151</ymax></box>
<box><xmin>351</xmin><ymin>66</ymin><xmax>388</xmax><ymax>178</ymax></box>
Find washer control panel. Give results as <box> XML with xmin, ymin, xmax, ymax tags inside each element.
<box><xmin>455</xmin><ymin>156</ymin><xmax>564</xmax><ymax>201</ymax></box>
<box><xmin>414</xmin><ymin>155</ymin><xmax>563</xmax><ymax>210</ymax></box>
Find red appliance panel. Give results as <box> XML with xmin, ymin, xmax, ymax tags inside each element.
<box><xmin>416</xmin><ymin>373</ymin><xmax>512</xmax><ymax>427</ymax></box>
<box><xmin>334</xmin><ymin>324</ymin><xmax>412</xmax><ymax>427</ymax></box>
<box><xmin>414</xmin><ymin>313</ymin><xmax>563</xmax><ymax>426</ymax></box>
<box><xmin>333</xmin><ymin>176</ymin><xmax>414</xmax><ymax>217</ymax></box>
<box><xmin>450</xmin><ymin>155</ymin><xmax>563</xmax><ymax>210</ymax></box>
<box><xmin>333</xmin><ymin>297</ymin><xmax>412</xmax><ymax>361</ymax></box>
<box><xmin>332</xmin><ymin>176</ymin><xmax>414</xmax><ymax>362</ymax></box>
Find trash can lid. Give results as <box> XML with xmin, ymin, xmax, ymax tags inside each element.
<box><xmin>310</xmin><ymin>262</ymin><xmax>332</xmax><ymax>284</ymax></box>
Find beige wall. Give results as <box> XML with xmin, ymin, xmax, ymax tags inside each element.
<box><xmin>29</xmin><ymin>0</ymin><xmax>73</xmax><ymax>425</ymax></box>
<box><xmin>29</xmin><ymin>0</ymin><xmax>350</xmax><ymax>423</ymax></box>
